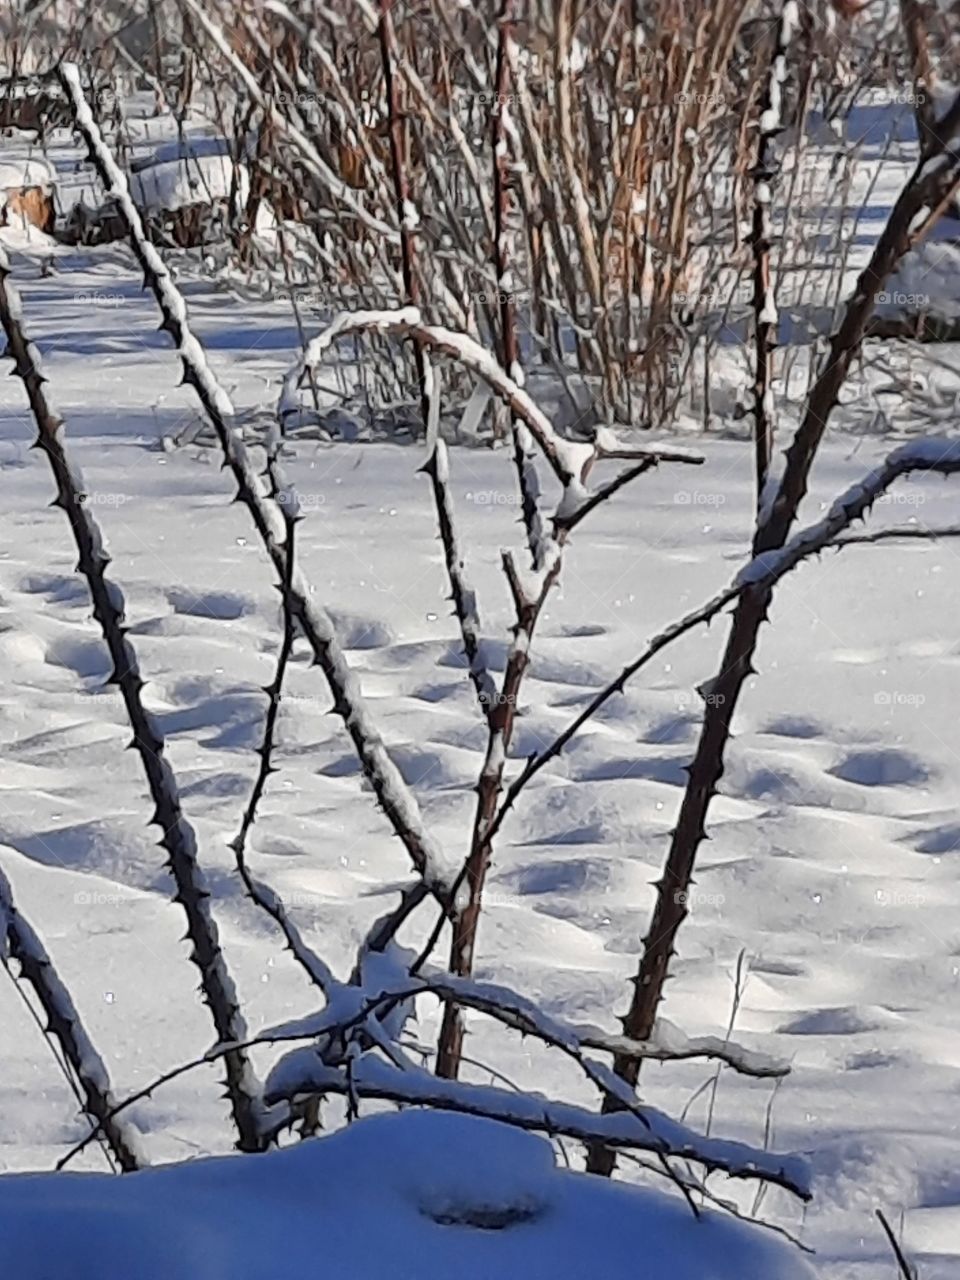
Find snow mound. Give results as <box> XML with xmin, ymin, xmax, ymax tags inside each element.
<box><xmin>129</xmin><ymin>137</ymin><xmax>234</xmax><ymax>172</ymax></box>
<box><xmin>0</xmin><ymin>1111</ymin><xmax>815</xmax><ymax>1280</ymax></box>
<box><xmin>885</xmin><ymin>240</ymin><xmax>960</xmax><ymax>318</ymax></box>
<box><xmin>130</xmin><ymin>152</ymin><xmax>248</xmax><ymax>213</ymax></box>
<box><xmin>0</xmin><ymin>157</ymin><xmax>56</xmax><ymax>192</ymax></box>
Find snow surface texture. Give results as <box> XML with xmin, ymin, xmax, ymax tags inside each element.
<box><xmin>130</xmin><ymin>152</ymin><xmax>249</xmax><ymax>214</ymax></box>
<box><xmin>0</xmin><ymin>1111</ymin><xmax>815</xmax><ymax>1280</ymax></box>
<box><xmin>0</xmin><ymin>158</ymin><xmax>57</xmax><ymax>193</ymax></box>
<box><xmin>1</xmin><ymin>98</ymin><xmax>960</xmax><ymax>1279</ymax></box>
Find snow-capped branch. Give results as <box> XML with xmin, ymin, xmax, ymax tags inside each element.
<box><xmin>52</xmin><ymin>955</ymin><xmax>787</xmax><ymax>1180</ymax></box>
<box><xmin>281</xmin><ymin>307</ymin><xmax>706</xmax><ymax>1079</ymax></box>
<box><xmin>737</xmin><ymin>438</ymin><xmax>960</xmax><ymax>587</ymax></box>
<box><xmin>758</xmin><ymin>105</ymin><xmax>960</xmax><ymax>556</ymax></box>
<box><xmin>489</xmin><ymin>436</ymin><xmax>960</xmax><ymax>861</ymax></box>
<box><xmin>553</xmin><ymin>456</ymin><xmax>657</xmax><ymax>533</ymax></box>
<box><xmin>361</xmin><ymin>881</ymin><xmax>431</xmax><ymax>955</ymax></box>
<box><xmin>573</xmin><ymin>1017</ymin><xmax>790</xmax><ymax>1079</ymax></box>
<box><xmin>594</xmin><ymin>444</ymin><xmax>960</xmax><ymax>1172</ymax></box>
<box><xmin>592</xmin><ymin>100</ymin><xmax>960</xmax><ymax>1163</ymax></box>
<box><xmin>0</xmin><ymin>247</ymin><xmax>268</xmax><ymax>1154</ymax></box>
<box><xmin>261</xmin><ymin>1055</ymin><xmax>810</xmax><ymax>1200</ymax></box>
<box><xmin>60</xmin><ymin>66</ymin><xmax>454</xmax><ymax>903</ymax></box>
<box><xmin>0</xmin><ymin>866</ymin><xmax>144</xmax><ymax>1172</ymax></box>
<box><xmin>280</xmin><ymin>308</ymin><xmax>585</xmax><ymax>488</ymax></box>
<box><xmin>418</xmin><ymin>970</ymin><xmax>789</xmax><ymax>1083</ymax></box>
<box><xmin>282</xmin><ymin>311</ymin><xmax>703</xmax><ymax>537</ymax></box>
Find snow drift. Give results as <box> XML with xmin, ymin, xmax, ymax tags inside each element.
<box><xmin>0</xmin><ymin>1111</ymin><xmax>815</xmax><ymax>1280</ymax></box>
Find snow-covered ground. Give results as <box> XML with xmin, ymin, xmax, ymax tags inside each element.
<box><xmin>2</xmin><ymin>102</ymin><xmax>960</xmax><ymax>1278</ymax></box>
<box><xmin>0</xmin><ymin>1111</ymin><xmax>816</xmax><ymax>1280</ymax></box>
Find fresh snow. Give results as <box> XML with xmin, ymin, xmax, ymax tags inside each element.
<box><xmin>0</xmin><ymin>1112</ymin><xmax>815</xmax><ymax>1280</ymax></box>
<box><xmin>1</xmin><ymin>85</ymin><xmax>960</xmax><ymax>1280</ymax></box>
<box><xmin>129</xmin><ymin>152</ymin><xmax>250</xmax><ymax>214</ymax></box>
<box><xmin>0</xmin><ymin>158</ymin><xmax>57</xmax><ymax>193</ymax></box>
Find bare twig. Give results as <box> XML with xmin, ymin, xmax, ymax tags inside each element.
<box><xmin>876</xmin><ymin>1209</ymin><xmax>917</xmax><ymax>1280</ymax></box>
<box><xmin>229</xmin><ymin>436</ymin><xmax>335</xmax><ymax>994</ymax></box>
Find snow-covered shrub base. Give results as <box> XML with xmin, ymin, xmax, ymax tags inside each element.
<box><xmin>0</xmin><ymin>1112</ymin><xmax>815</xmax><ymax>1280</ymax></box>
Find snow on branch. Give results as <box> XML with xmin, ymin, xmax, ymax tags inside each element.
<box><xmin>0</xmin><ymin>247</ymin><xmax>268</xmax><ymax>1154</ymax></box>
<box><xmin>282</xmin><ymin>310</ymin><xmax>705</xmax><ymax>1083</ymax></box>
<box><xmin>284</xmin><ymin>313</ymin><xmax>704</xmax><ymax>510</ymax></box>
<box><xmin>487</xmin><ymin>436</ymin><xmax>960</xmax><ymax>852</ymax></box>
<box><xmin>53</xmin><ymin>956</ymin><xmax>788</xmax><ymax>1182</ymax></box>
<box><xmin>280</xmin><ymin>312</ymin><xmax>704</xmax><ymax>1059</ymax></box>
<box><xmin>261</xmin><ymin>1054</ymin><xmax>810</xmax><ymax>1200</ymax></box>
<box><xmin>758</xmin><ymin>98</ymin><xmax>960</xmax><ymax>554</ymax></box>
<box><xmin>59</xmin><ymin>66</ymin><xmax>455</xmax><ymax>903</ymax></box>
<box><xmin>418</xmin><ymin>970</ymin><xmax>789</xmax><ymax>1081</ymax></box>
<box><xmin>0</xmin><ymin>866</ymin><xmax>144</xmax><ymax>1172</ymax></box>
<box><xmin>737</xmin><ymin>437</ymin><xmax>960</xmax><ymax>587</ymax></box>
<box><xmin>571</xmin><ymin>1017</ymin><xmax>789</xmax><ymax>1078</ymax></box>
<box><xmin>279</xmin><ymin>307</ymin><xmax>587</xmax><ymax>488</ymax></box>
<box><xmin>489</xmin><ymin>0</ymin><xmax>548</xmax><ymax>569</ymax></box>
